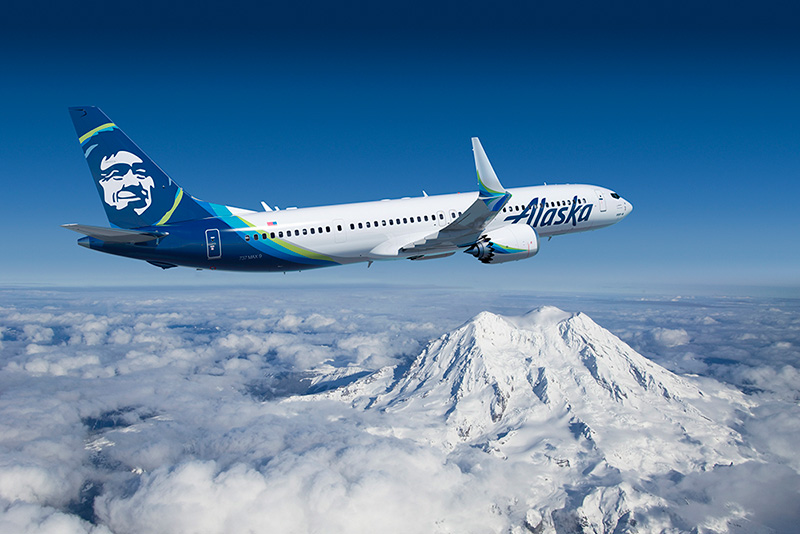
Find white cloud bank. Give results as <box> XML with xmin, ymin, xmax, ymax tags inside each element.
<box><xmin>0</xmin><ymin>287</ymin><xmax>798</xmax><ymax>533</ymax></box>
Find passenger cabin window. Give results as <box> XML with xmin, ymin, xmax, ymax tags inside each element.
<box><xmin>350</xmin><ymin>223</ymin><xmax>355</xmax><ymax>230</ymax></box>
<box><xmin>245</xmin><ymin>234</ymin><xmax>250</xmax><ymax>241</ymax></box>
<box><xmin>310</xmin><ymin>228</ymin><xmax>315</xmax><ymax>234</ymax></box>
<box><xmin>337</xmin><ymin>225</ymin><xmax>342</xmax><ymax>231</ymax></box>
<box><xmin>270</xmin><ymin>232</ymin><xmax>275</xmax><ymax>239</ymax></box>
<box><xmin>295</xmin><ymin>230</ymin><xmax>299</xmax><ymax>236</ymax></box>
<box><xmin>303</xmin><ymin>229</ymin><xmax>308</xmax><ymax>235</ymax></box>
<box><xmin>358</xmin><ymin>223</ymin><xmax>363</xmax><ymax>229</ymax></box>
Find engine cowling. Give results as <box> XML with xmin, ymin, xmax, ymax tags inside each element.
<box><xmin>465</xmin><ymin>225</ymin><xmax>540</xmax><ymax>264</ymax></box>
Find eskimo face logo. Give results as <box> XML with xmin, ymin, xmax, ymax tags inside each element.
<box><xmin>98</xmin><ymin>151</ymin><xmax>155</xmax><ymax>215</ymax></box>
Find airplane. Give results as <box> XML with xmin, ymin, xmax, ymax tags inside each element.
<box><xmin>64</xmin><ymin>107</ymin><xmax>632</xmax><ymax>272</ymax></box>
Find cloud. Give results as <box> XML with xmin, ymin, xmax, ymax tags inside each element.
<box><xmin>0</xmin><ymin>501</ymin><xmax>110</xmax><ymax>534</ymax></box>
<box><xmin>655</xmin><ymin>461</ymin><xmax>800</xmax><ymax>534</ymax></box>
<box><xmin>741</xmin><ymin>400</ymin><xmax>800</xmax><ymax>470</ymax></box>
<box><xmin>22</xmin><ymin>324</ymin><xmax>54</xmax><ymax>344</ymax></box>
<box><xmin>21</xmin><ymin>354</ymin><xmax>103</xmax><ymax>377</ymax></box>
<box><xmin>652</xmin><ymin>327</ymin><xmax>690</xmax><ymax>347</ymax></box>
<box><xmin>335</xmin><ymin>332</ymin><xmax>419</xmax><ymax>368</ymax></box>
<box><xmin>94</xmin><ymin>441</ymin><xmax>502</xmax><ymax>534</ymax></box>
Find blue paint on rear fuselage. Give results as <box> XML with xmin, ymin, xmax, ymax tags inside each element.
<box><xmin>81</xmin><ymin>218</ymin><xmax>328</xmax><ymax>272</ymax></box>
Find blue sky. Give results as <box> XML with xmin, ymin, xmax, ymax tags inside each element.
<box><xmin>1</xmin><ymin>2</ymin><xmax>798</xmax><ymax>294</ymax></box>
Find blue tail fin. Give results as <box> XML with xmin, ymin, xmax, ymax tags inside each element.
<box><xmin>69</xmin><ymin>107</ymin><xmax>218</xmax><ymax>229</ymax></box>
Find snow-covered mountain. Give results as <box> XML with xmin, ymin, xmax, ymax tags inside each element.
<box><xmin>320</xmin><ymin>306</ymin><xmax>757</xmax><ymax>533</ymax></box>
<box><xmin>378</xmin><ymin>307</ymin><xmax>747</xmax><ymax>468</ymax></box>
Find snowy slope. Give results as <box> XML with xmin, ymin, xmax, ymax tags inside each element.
<box><xmin>319</xmin><ymin>306</ymin><xmax>758</xmax><ymax>533</ymax></box>
<box><xmin>374</xmin><ymin>307</ymin><xmax>748</xmax><ymax>471</ymax></box>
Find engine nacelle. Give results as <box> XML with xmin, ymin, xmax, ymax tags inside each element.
<box><xmin>466</xmin><ymin>225</ymin><xmax>540</xmax><ymax>264</ymax></box>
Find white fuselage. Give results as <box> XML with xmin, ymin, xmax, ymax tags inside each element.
<box><xmin>227</xmin><ymin>183</ymin><xmax>631</xmax><ymax>264</ymax></box>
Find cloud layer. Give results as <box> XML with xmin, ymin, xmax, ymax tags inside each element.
<box><xmin>0</xmin><ymin>287</ymin><xmax>798</xmax><ymax>533</ymax></box>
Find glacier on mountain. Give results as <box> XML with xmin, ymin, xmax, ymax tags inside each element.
<box><xmin>320</xmin><ymin>306</ymin><xmax>762</xmax><ymax>533</ymax></box>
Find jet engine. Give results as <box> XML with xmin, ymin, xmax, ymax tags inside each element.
<box><xmin>465</xmin><ymin>225</ymin><xmax>539</xmax><ymax>264</ymax></box>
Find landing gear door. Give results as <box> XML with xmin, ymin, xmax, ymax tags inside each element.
<box><xmin>595</xmin><ymin>190</ymin><xmax>607</xmax><ymax>212</ymax></box>
<box><xmin>205</xmin><ymin>229</ymin><xmax>222</xmax><ymax>259</ymax></box>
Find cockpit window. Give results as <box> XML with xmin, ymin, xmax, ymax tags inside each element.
<box><xmin>610</xmin><ymin>192</ymin><xmax>620</xmax><ymax>199</ymax></box>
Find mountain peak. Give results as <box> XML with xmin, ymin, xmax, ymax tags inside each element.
<box><xmin>467</xmin><ymin>306</ymin><xmax>574</xmax><ymax>332</ymax></box>
<box><xmin>371</xmin><ymin>306</ymin><xmax>747</xmax><ymax>475</ymax></box>
<box><xmin>514</xmin><ymin>305</ymin><xmax>574</xmax><ymax>326</ymax></box>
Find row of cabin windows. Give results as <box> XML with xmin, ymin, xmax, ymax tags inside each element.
<box><xmin>241</xmin><ymin>196</ymin><xmax>595</xmax><ymax>242</ymax></box>
<box><xmin>348</xmin><ymin>211</ymin><xmax>461</xmax><ymax>230</ymax></box>
<box><xmin>502</xmin><ymin>198</ymin><xmax>587</xmax><ymax>213</ymax></box>
<box><xmin>243</xmin><ymin>210</ymin><xmax>464</xmax><ymax>241</ymax></box>
<box><xmin>245</xmin><ymin>226</ymin><xmax>334</xmax><ymax>241</ymax></box>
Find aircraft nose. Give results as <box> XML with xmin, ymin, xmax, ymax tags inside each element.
<box><xmin>625</xmin><ymin>199</ymin><xmax>633</xmax><ymax>214</ymax></box>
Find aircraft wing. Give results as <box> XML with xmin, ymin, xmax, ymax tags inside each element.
<box><xmin>62</xmin><ymin>223</ymin><xmax>168</xmax><ymax>243</ymax></box>
<box><xmin>399</xmin><ymin>138</ymin><xmax>511</xmax><ymax>254</ymax></box>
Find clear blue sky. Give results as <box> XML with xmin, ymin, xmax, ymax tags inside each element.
<box><xmin>1</xmin><ymin>2</ymin><xmax>798</xmax><ymax>295</ymax></box>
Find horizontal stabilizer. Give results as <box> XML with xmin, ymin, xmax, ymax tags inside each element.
<box><xmin>62</xmin><ymin>223</ymin><xmax>167</xmax><ymax>243</ymax></box>
<box><xmin>147</xmin><ymin>260</ymin><xmax>178</xmax><ymax>269</ymax></box>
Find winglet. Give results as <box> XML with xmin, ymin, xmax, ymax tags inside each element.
<box><xmin>472</xmin><ymin>138</ymin><xmax>509</xmax><ymax>211</ymax></box>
